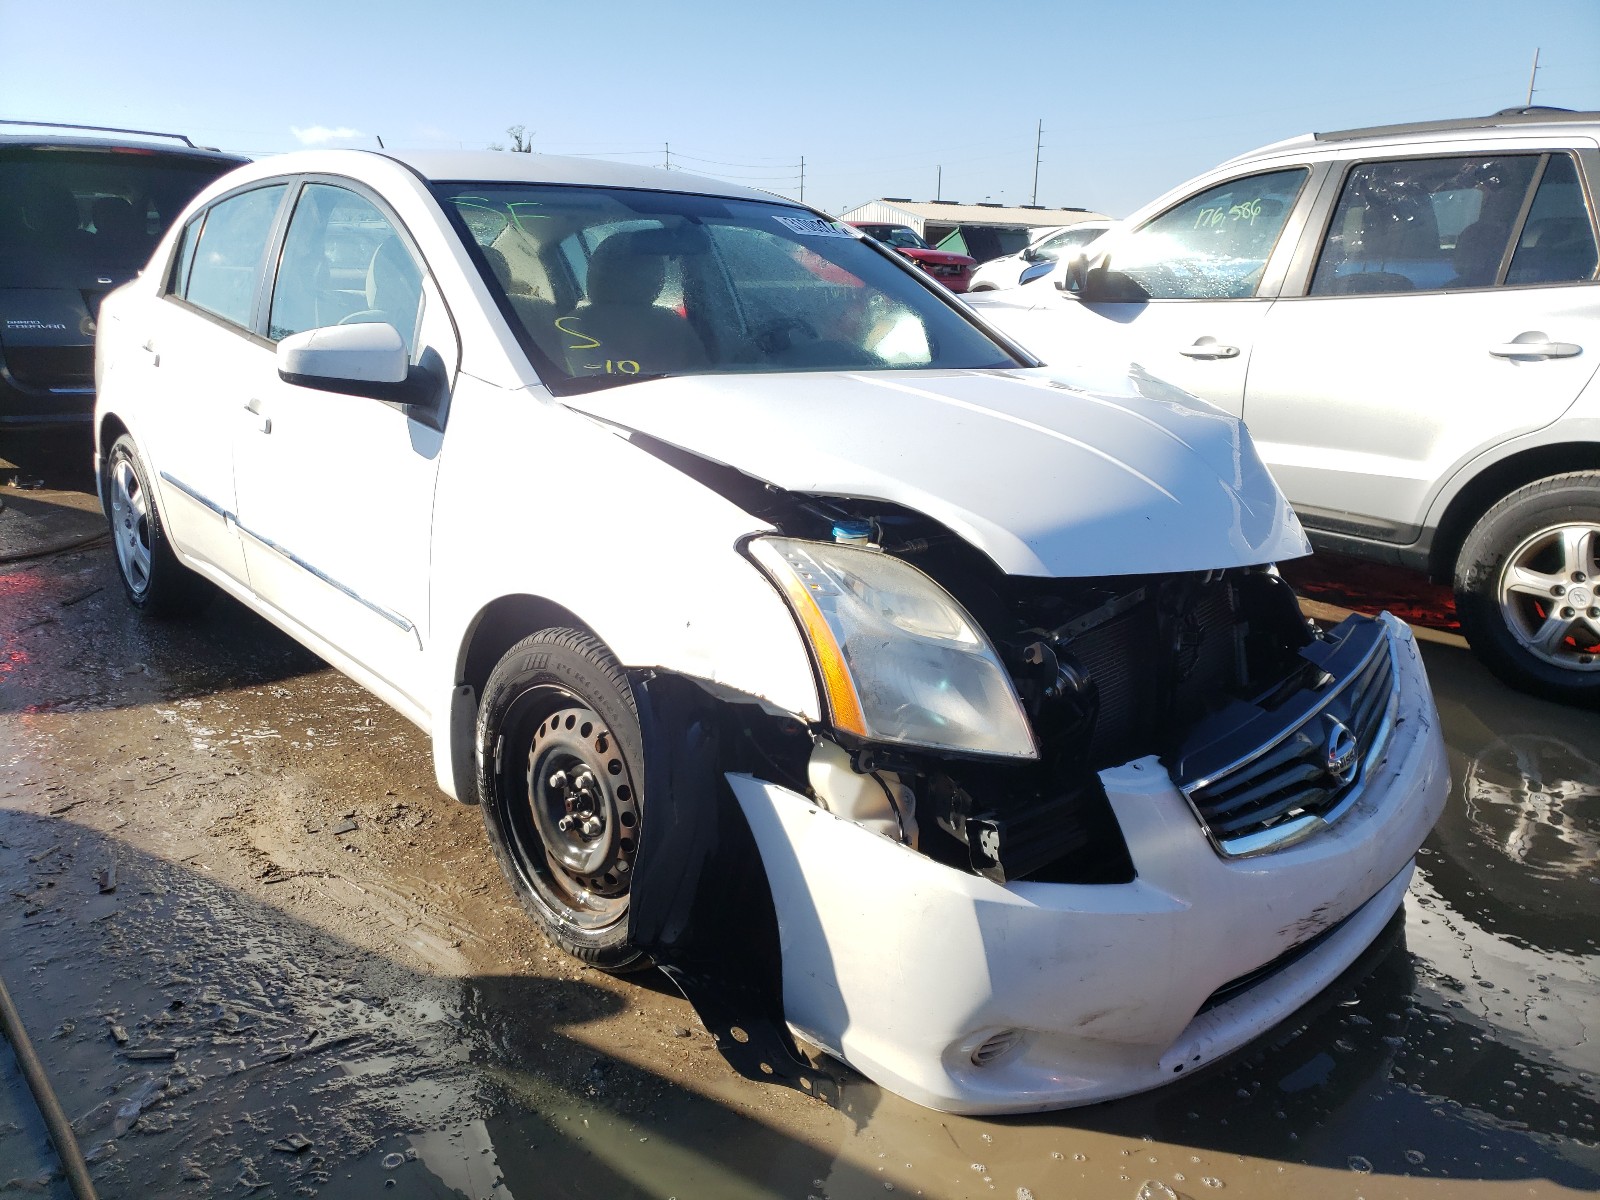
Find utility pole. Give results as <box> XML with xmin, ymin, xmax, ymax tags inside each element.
<box><xmin>799</xmin><ymin>156</ymin><xmax>805</xmax><ymax>203</ymax></box>
<box><xmin>936</xmin><ymin>164</ymin><xmax>942</xmax><ymax>201</ymax></box>
<box><xmin>664</xmin><ymin>142</ymin><xmax>671</xmax><ymax>170</ymax></box>
<box><xmin>1525</xmin><ymin>48</ymin><xmax>1541</xmax><ymax>106</ymax></box>
<box><xmin>1031</xmin><ymin>119</ymin><xmax>1043</xmax><ymax>206</ymax></box>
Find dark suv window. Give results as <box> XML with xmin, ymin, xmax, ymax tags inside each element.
<box><xmin>0</xmin><ymin>144</ymin><xmax>244</xmax><ymax>413</ymax></box>
<box><xmin>0</xmin><ymin>147</ymin><xmax>239</xmax><ymax>290</ymax></box>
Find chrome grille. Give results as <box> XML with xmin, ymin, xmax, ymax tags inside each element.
<box><xmin>1180</xmin><ymin>623</ymin><xmax>1398</xmax><ymax>857</ymax></box>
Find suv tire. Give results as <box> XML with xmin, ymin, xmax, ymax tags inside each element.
<box><xmin>1454</xmin><ymin>472</ymin><xmax>1600</xmax><ymax>706</ymax></box>
<box><xmin>104</xmin><ymin>433</ymin><xmax>210</xmax><ymax>616</ymax></box>
<box><xmin>476</xmin><ymin>628</ymin><xmax>650</xmax><ymax>971</ymax></box>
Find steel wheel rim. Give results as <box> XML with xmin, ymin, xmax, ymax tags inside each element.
<box><xmin>1496</xmin><ymin>521</ymin><xmax>1600</xmax><ymax>671</ymax></box>
<box><xmin>108</xmin><ymin>456</ymin><xmax>153</xmax><ymax>597</ymax></box>
<box><xmin>500</xmin><ymin>689</ymin><xmax>639</xmax><ymax>932</ymax></box>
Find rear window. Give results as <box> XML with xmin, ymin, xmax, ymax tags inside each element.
<box><xmin>0</xmin><ymin>147</ymin><xmax>241</xmax><ymax>288</ymax></box>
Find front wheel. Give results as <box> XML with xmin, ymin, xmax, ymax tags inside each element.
<box><xmin>1454</xmin><ymin>471</ymin><xmax>1600</xmax><ymax>706</ymax></box>
<box><xmin>476</xmin><ymin>628</ymin><xmax>649</xmax><ymax>971</ymax></box>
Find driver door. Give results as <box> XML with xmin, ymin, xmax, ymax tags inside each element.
<box><xmin>1005</xmin><ymin>167</ymin><xmax>1313</xmax><ymax>418</ymax></box>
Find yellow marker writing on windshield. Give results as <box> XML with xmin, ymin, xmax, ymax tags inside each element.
<box><xmin>555</xmin><ymin>316</ymin><xmax>600</xmax><ymax>351</ymax></box>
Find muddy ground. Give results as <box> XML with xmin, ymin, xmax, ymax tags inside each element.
<box><xmin>2</xmin><ymin>435</ymin><xmax>1597</xmax><ymax>1199</ymax></box>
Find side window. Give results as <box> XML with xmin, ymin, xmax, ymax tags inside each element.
<box><xmin>168</xmin><ymin>214</ymin><xmax>201</xmax><ymax>295</ymax></box>
<box><xmin>181</xmin><ymin>185</ymin><xmax>287</xmax><ymax>327</ymax></box>
<box><xmin>1112</xmin><ymin>169</ymin><xmax>1307</xmax><ymax>299</ymax></box>
<box><xmin>1309</xmin><ymin>156</ymin><xmax>1539</xmax><ymax>295</ymax></box>
<box><xmin>268</xmin><ymin>183</ymin><xmax>424</xmax><ymax>357</ymax></box>
<box><xmin>1507</xmin><ymin>154</ymin><xmax>1599</xmax><ymax>286</ymax></box>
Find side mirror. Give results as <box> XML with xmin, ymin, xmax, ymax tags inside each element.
<box><xmin>1056</xmin><ymin>253</ymin><xmax>1148</xmax><ymax>302</ymax></box>
<box><xmin>1057</xmin><ymin>251</ymin><xmax>1091</xmax><ymax>294</ymax></box>
<box><xmin>277</xmin><ymin>322</ymin><xmax>435</xmax><ymax>405</ymax></box>
<box><xmin>1020</xmin><ymin>245</ymin><xmax>1039</xmax><ymax>263</ymax></box>
<box><xmin>1018</xmin><ymin>261</ymin><xmax>1055</xmax><ymax>286</ymax></box>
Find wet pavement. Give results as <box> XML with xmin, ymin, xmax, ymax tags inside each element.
<box><xmin>1</xmin><ymin>435</ymin><xmax>1597</xmax><ymax>1199</ymax></box>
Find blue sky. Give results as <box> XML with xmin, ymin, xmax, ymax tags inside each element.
<box><xmin>4</xmin><ymin>0</ymin><xmax>1597</xmax><ymax>218</ymax></box>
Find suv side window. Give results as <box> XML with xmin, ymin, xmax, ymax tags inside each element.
<box><xmin>180</xmin><ymin>185</ymin><xmax>288</xmax><ymax>327</ymax></box>
<box><xmin>268</xmin><ymin>183</ymin><xmax>425</xmax><ymax>356</ymax></box>
<box><xmin>1309</xmin><ymin>155</ymin><xmax>1545</xmax><ymax>295</ymax></box>
<box><xmin>1112</xmin><ymin>168</ymin><xmax>1307</xmax><ymax>299</ymax></box>
<box><xmin>1507</xmin><ymin>154</ymin><xmax>1599</xmax><ymax>285</ymax></box>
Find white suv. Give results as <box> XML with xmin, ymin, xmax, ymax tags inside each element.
<box><xmin>970</xmin><ymin>108</ymin><xmax>1600</xmax><ymax>705</ymax></box>
<box><xmin>94</xmin><ymin>148</ymin><xmax>1446</xmax><ymax>1114</ymax></box>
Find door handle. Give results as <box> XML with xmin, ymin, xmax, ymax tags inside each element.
<box><xmin>1488</xmin><ymin>337</ymin><xmax>1581</xmax><ymax>360</ymax></box>
<box><xmin>244</xmin><ymin>398</ymin><xmax>272</xmax><ymax>434</ymax></box>
<box><xmin>1178</xmin><ymin>340</ymin><xmax>1240</xmax><ymax>360</ymax></box>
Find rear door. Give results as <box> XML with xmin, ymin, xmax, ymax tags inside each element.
<box><xmin>231</xmin><ymin>179</ymin><xmax>457</xmax><ymax>708</ymax></box>
<box><xmin>139</xmin><ymin>182</ymin><xmax>290</xmax><ymax>586</ymax></box>
<box><xmin>1244</xmin><ymin>146</ymin><xmax>1600</xmax><ymax>542</ymax></box>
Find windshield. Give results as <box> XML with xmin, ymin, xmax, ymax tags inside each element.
<box><xmin>0</xmin><ymin>148</ymin><xmax>240</xmax><ymax>289</ymax></box>
<box><xmin>438</xmin><ymin>185</ymin><xmax>1016</xmax><ymax>393</ymax></box>
<box><xmin>856</xmin><ymin>223</ymin><xmax>932</xmax><ymax>251</ymax></box>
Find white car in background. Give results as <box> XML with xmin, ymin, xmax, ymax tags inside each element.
<box><xmin>970</xmin><ymin>107</ymin><xmax>1600</xmax><ymax>705</ymax></box>
<box><xmin>94</xmin><ymin>148</ymin><xmax>1447</xmax><ymax>1114</ymax></box>
<box><xmin>968</xmin><ymin>220</ymin><xmax>1115</xmax><ymax>291</ymax></box>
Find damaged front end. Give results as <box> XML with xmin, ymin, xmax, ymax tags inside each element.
<box><xmin>734</xmin><ymin>490</ymin><xmax>1352</xmax><ymax>887</ymax></box>
<box><xmin>625</xmin><ymin>476</ymin><xmax>1448</xmax><ymax>1113</ymax></box>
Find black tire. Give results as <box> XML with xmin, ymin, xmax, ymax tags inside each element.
<box><xmin>1453</xmin><ymin>471</ymin><xmax>1600</xmax><ymax>706</ymax></box>
<box><xmin>476</xmin><ymin>628</ymin><xmax>649</xmax><ymax>971</ymax></box>
<box><xmin>103</xmin><ymin>433</ymin><xmax>210</xmax><ymax>616</ymax></box>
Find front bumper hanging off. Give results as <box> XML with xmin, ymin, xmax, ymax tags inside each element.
<box><xmin>727</xmin><ymin>614</ymin><xmax>1450</xmax><ymax>1115</ymax></box>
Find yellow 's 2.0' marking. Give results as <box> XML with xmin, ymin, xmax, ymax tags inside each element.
<box><xmin>555</xmin><ymin>316</ymin><xmax>601</xmax><ymax>351</ymax></box>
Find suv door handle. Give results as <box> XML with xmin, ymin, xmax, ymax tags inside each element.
<box><xmin>1488</xmin><ymin>338</ymin><xmax>1581</xmax><ymax>360</ymax></box>
<box><xmin>244</xmin><ymin>398</ymin><xmax>272</xmax><ymax>434</ymax></box>
<box><xmin>1178</xmin><ymin>340</ymin><xmax>1240</xmax><ymax>360</ymax></box>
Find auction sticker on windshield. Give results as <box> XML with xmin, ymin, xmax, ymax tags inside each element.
<box><xmin>773</xmin><ymin>215</ymin><xmax>854</xmax><ymax>238</ymax></box>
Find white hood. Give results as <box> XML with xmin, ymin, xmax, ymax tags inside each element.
<box><xmin>566</xmin><ymin>367</ymin><xmax>1309</xmax><ymax>578</ymax></box>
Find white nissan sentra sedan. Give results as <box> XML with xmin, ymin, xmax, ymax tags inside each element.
<box><xmin>93</xmin><ymin>149</ymin><xmax>1449</xmax><ymax>1115</ymax></box>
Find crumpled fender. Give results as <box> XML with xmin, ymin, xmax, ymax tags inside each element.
<box><xmin>626</xmin><ymin>672</ymin><xmax>839</xmax><ymax>1104</ymax></box>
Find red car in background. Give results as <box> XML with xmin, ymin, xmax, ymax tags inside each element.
<box><xmin>848</xmin><ymin>222</ymin><xmax>975</xmax><ymax>293</ymax></box>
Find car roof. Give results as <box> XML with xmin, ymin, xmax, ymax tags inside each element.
<box><xmin>0</xmin><ymin>121</ymin><xmax>246</xmax><ymax>163</ymax></box>
<box><xmin>375</xmin><ymin>148</ymin><xmax>797</xmax><ymax>206</ymax></box>
<box><xmin>1220</xmin><ymin>107</ymin><xmax>1600</xmax><ymax>167</ymax></box>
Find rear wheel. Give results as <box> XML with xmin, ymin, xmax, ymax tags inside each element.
<box><xmin>105</xmin><ymin>433</ymin><xmax>209</xmax><ymax>616</ymax></box>
<box><xmin>476</xmin><ymin>628</ymin><xmax>649</xmax><ymax>970</ymax></box>
<box><xmin>1454</xmin><ymin>472</ymin><xmax>1600</xmax><ymax>706</ymax></box>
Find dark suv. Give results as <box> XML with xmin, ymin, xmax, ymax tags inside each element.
<box><xmin>0</xmin><ymin>121</ymin><xmax>245</xmax><ymax>429</ymax></box>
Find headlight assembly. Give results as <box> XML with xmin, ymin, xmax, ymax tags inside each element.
<box><xmin>749</xmin><ymin>537</ymin><xmax>1037</xmax><ymax>760</ymax></box>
